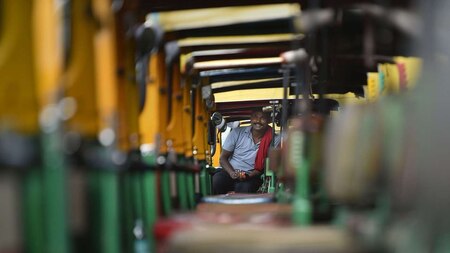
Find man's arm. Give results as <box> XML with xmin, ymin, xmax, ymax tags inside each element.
<box><xmin>219</xmin><ymin>149</ymin><xmax>239</xmax><ymax>179</ymax></box>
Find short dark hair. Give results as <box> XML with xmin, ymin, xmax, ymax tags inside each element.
<box><xmin>250</xmin><ymin>108</ymin><xmax>270</xmax><ymax>120</ymax></box>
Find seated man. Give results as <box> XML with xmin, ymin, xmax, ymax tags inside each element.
<box><xmin>213</xmin><ymin>108</ymin><xmax>281</xmax><ymax>194</ymax></box>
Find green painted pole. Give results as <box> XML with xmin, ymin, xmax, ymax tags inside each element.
<box><xmin>175</xmin><ymin>156</ymin><xmax>189</xmax><ymax>211</ymax></box>
<box><xmin>132</xmin><ymin>171</ymin><xmax>153</xmax><ymax>253</ymax></box>
<box><xmin>141</xmin><ymin>153</ymin><xmax>158</xmax><ymax>252</ymax></box>
<box><xmin>292</xmin><ymin>158</ymin><xmax>312</xmax><ymax>225</ymax></box>
<box><xmin>206</xmin><ymin>164</ymin><xmax>212</xmax><ymax>196</ymax></box>
<box><xmin>199</xmin><ymin>165</ymin><xmax>207</xmax><ymax>197</ymax></box>
<box><xmin>142</xmin><ymin>176</ymin><xmax>158</xmax><ymax>222</ymax></box>
<box><xmin>142</xmin><ymin>179</ymin><xmax>157</xmax><ymax>250</ymax></box>
<box><xmin>289</xmin><ymin>130</ymin><xmax>312</xmax><ymax>226</ymax></box>
<box><xmin>199</xmin><ymin>162</ymin><xmax>211</xmax><ymax>197</ymax></box>
<box><xmin>176</xmin><ymin>172</ymin><xmax>188</xmax><ymax>211</ymax></box>
<box><xmin>160</xmin><ymin>169</ymin><xmax>172</xmax><ymax>216</ymax></box>
<box><xmin>132</xmin><ymin>173</ymin><xmax>144</xmax><ymax>220</ymax></box>
<box><xmin>87</xmin><ymin>170</ymin><xmax>101</xmax><ymax>253</ymax></box>
<box><xmin>22</xmin><ymin>168</ymin><xmax>45</xmax><ymax>253</ymax></box>
<box><xmin>186</xmin><ymin>173</ymin><xmax>195</xmax><ymax>209</ymax></box>
<box><xmin>122</xmin><ymin>172</ymin><xmax>134</xmax><ymax>253</ymax></box>
<box><xmin>41</xmin><ymin>131</ymin><xmax>70</xmax><ymax>253</ymax></box>
<box><xmin>142</xmin><ymin>172</ymin><xmax>157</xmax><ymax>251</ymax></box>
<box><xmin>98</xmin><ymin>170</ymin><xmax>121</xmax><ymax>253</ymax></box>
<box><xmin>265</xmin><ymin>158</ymin><xmax>276</xmax><ymax>193</ymax></box>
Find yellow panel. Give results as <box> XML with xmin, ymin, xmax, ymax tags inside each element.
<box><xmin>166</xmin><ymin>62</ymin><xmax>186</xmax><ymax>154</ymax></box>
<box><xmin>215</xmin><ymin>88</ymin><xmax>285</xmax><ymax>103</ymax></box>
<box><xmin>0</xmin><ymin>1</ymin><xmax>38</xmax><ymax>134</ymax></box>
<box><xmin>366</xmin><ymin>72</ymin><xmax>379</xmax><ymax>102</ymax></box>
<box><xmin>32</xmin><ymin>0</ymin><xmax>64</xmax><ymax>108</ymax></box>
<box><xmin>215</xmin><ymin>86</ymin><xmax>363</xmax><ymax>106</ymax></box>
<box><xmin>65</xmin><ymin>0</ymin><xmax>99</xmax><ymax>138</ymax></box>
<box><xmin>212</xmin><ymin>135</ymin><xmax>222</xmax><ymax>167</ymax></box>
<box><xmin>193</xmin><ymin>57</ymin><xmax>282</xmax><ymax>70</ymax></box>
<box><xmin>178</xmin><ymin>34</ymin><xmax>303</xmax><ymax>47</ymax></box>
<box><xmin>211</xmin><ymin>78</ymin><xmax>282</xmax><ymax>90</ymax></box>
<box><xmin>383</xmin><ymin>63</ymin><xmax>401</xmax><ymax>94</ymax></box>
<box><xmin>182</xmin><ymin>79</ymin><xmax>194</xmax><ymax>158</ymax></box>
<box><xmin>202</xmin><ymin>103</ymin><xmax>212</xmax><ymax>164</ymax></box>
<box><xmin>192</xmin><ymin>87</ymin><xmax>207</xmax><ymax>160</ymax></box>
<box><xmin>322</xmin><ymin>93</ymin><xmax>363</xmax><ymax>106</ymax></box>
<box><xmin>116</xmin><ymin>25</ymin><xmax>140</xmax><ymax>151</ymax></box>
<box><xmin>394</xmin><ymin>56</ymin><xmax>422</xmax><ymax>88</ymax></box>
<box><xmin>139</xmin><ymin>52</ymin><xmax>169</xmax><ymax>154</ymax></box>
<box><xmin>92</xmin><ymin>0</ymin><xmax>119</xmax><ymax>132</ymax></box>
<box><xmin>149</xmin><ymin>4</ymin><xmax>300</xmax><ymax>32</ymax></box>
<box><xmin>117</xmin><ymin>67</ymin><xmax>140</xmax><ymax>151</ymax></box>
<box><xmin>180</xmin><ymin>53</ymin><xmax>190</xmax><ymax>74</ymax></box>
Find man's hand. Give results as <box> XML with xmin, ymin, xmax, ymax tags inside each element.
<box><xmin>229</xmin><ymin>169</ymin><xmax>249</xmax><ymax>181</ymax></box>
<box><xmin>229</xmin><ymin>170</ymin><xmax>240</xmax><ymax>180</ymax></box>
<box><xmin>236</xmin><ymin>170</ymin><xmax>249</xmax><ymax>181</ymax></box>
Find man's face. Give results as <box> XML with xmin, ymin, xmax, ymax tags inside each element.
<box><xmin>250</xmin><ymin>111</ymin><xmax>269</xmax><ymax>131</ymax></box>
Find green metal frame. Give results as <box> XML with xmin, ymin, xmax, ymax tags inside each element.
<box><xmin>41</xmin><ymin>131</ymin><xmax>71</xmax><ymax>253</ymax></box>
